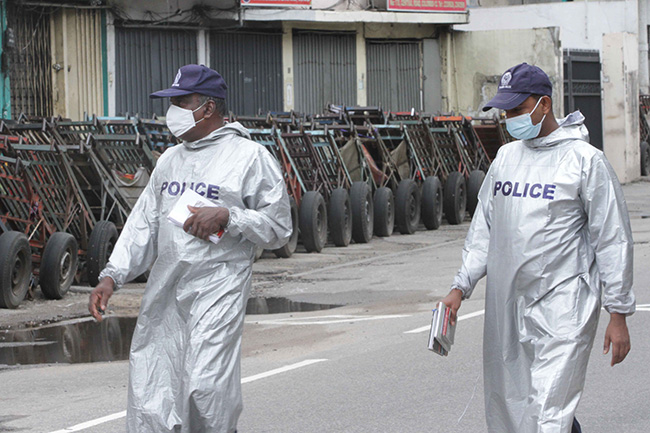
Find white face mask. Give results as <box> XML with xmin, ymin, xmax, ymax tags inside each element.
<box><xmin>165</xmin><ymin>101</ymin><xmax>207</xmax><ymax>138</ymax></box>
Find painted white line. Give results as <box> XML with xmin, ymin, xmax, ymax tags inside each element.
<box><xmin>241</xmin><ymin>358</ymin><xmax>328</xmax><ymax>384</ymax></box>
<box><xmin>636</xmin><ymin>307</ymin><xmax>650</xmax><ymax>312</ymax></box>
<box><xmin>249</xmin><ymin>314</ymin><xmax>411</xmax><ymax>326</ymax></box>
<box><xmin>404</xmin><ymin>309</ymin><xmax>485</xmax><ymax>334</ymax></box>
<box><xmin>48</xmin><ymin>359</ymin><xmax>328</xmax><ymax>433</ymax></box>
<box><xmin>637</xmin><ymin>304</ymin><xmax>650</xmax><ymax>307</ymax></box>
<box><xmin>48</xmin><ymin>411</ymin><xmax>127</xmax><ymax>433</ymax></box>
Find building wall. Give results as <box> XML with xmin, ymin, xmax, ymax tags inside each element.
<box><xmin>457</xmin><ymin>0</ymin><xmax>635</xmax><ymax>52</ymax></box>
<box><xmin>441</xmin><ymin>27</ymin><xmax>563</xmax><ymax>117</ymax></box>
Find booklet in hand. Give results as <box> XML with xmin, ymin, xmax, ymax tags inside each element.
<box><xmin>428</xmin><ymin>301</ymin><xmax>456</xmax><ymax>357</ymax></box>
<box><xmin>167</xmin><ymin>188</ymin><xmax>225</xmax><ymax>245</ymax></box>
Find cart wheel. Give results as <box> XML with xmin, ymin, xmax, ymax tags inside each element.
<box><xmin>467</xmin><ymin>170</ymin><xmax>486</xmax><ymax>217</ymax></box>
<box><xmin>421</xmin><ymin>176</ymin><xmax>443</xmax><ymax>230</ymax></box>
<box><xmin>0</xmin><ymin>231</ymin><xmax>32</xmax><ymax>309</ymax></box>
<box><xmin>641</xmin><ymin>142</ymin><xmax>650</xmax><ymax>176</ymax></box>
<box><xmin>373</xmin><ymin>187</ymin><xmax>394</xmax><ymax>237</ymax></box>
<box><xmin>40</xmin><ymin>232</ymin><xmax>78</xmax><ymax>300</ymax></box>
<box><xmin>329</xmin><ymin>188</ymin><xmax>352</xmax><ymax>247</ymax></box>
<box><xmin>350</xmin><ymin>181</ymin><xmax>374</xmax><ymax>243</ymax></box>
<box><xmin>299</xmin><ymin>191</ymin><xmax>328</xmax><ymax>253</ymax></box>
<box><xmin>274</xmin><ymin>197</ymin><xmax>299</xmax><ymax>258</ymax></box>
<box><xmin>87</xmin><ymin>221</ymin><xmax>118</xmax><ymax>287</ymax></box>
<box><xmin>444</xmin><ymin>171</ymin><xmax>467</xmax><ymax>225</ymax></box>
<box><xmin>395</xmin><ymin>179</ymin><xmax>421</xmax><ymax>235</ymax></box>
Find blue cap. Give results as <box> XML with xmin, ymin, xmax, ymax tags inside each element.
<box><xmin>150</xmin><ymin>64</ymin><xmax>228</xmax><ymax>99</ymax></box>
<box><xmin>482</xmin><ymin>63</ymin><xmax>552</xmax><ymax>112</ymax></box>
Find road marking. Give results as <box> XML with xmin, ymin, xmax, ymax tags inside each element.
<box><xmin>47</xmin><ymin>359</ymin><xmax>328</xmax><ymax>433</ymax></box>
<box><xmin>637</xmin><ymin>304</ymin><xmax>650</xmax><ymax>307</ymax></box>
<box><xmin>249</xmin><ymin>314</ymin><xmax>411</xmax><ymax>326</ymax></box>
<box><xmin>242</xmin><ymin>359</ymin><xmax>327</xmax><ymax>383</ymax></box>
<box><xmin>48</xmin><ymin>411</ymin><xmax>127</xmax><ymax>433</ymax></box>
<box><xmin>636</xmin><ymin>306</ymin><xmax>650</xmax><ymax>312</ymax></box>
<box><xmin>404</xmin><ymin>309</ymin><xmax>485</xmax><ymax>334</ymax></box>
<box><xmin>289</xmin><ymin>238</ymin><xmax>461</xmax><ymax>278</ymax></box>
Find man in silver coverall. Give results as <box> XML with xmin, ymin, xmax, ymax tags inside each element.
<box><xmin>442</xmin><ymin>63</ymin><xmax>635</xmax><ymax>433</ymax></box>
<box><xmin>88</xmin><ymin>64</ymin><xmax>292</xmax><ymax>432</ymax></box>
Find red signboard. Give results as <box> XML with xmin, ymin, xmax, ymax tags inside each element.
<box><xmin>241</xmin><ymin>0</ymin><xmax>311</xmax><ymax>6</ymax></box>
<box><xmin>387</xmin><ymin>0</ymin><xmax>466</xmax><ymax>12</ymax></box>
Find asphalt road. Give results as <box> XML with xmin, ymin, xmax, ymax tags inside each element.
<box><xmin>1</xmin><ymin>180</ymin><xmax>649</xmax><ymax>433</ymax></box>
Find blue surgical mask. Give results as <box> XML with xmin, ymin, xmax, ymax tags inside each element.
<box><xmin>505</xmin><ymin>97</ymin><xmax>547</xmax><ymax>140</ymax></box>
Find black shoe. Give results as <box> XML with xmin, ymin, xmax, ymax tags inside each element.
<box><xmin>572</xmin><ymin>418</ymin><xmax>582</xmax><ymax>433</ymax></box>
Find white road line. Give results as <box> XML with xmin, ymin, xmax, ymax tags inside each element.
<box><xmin>241</xmin><ymin>359</ymin><xmax>328</xmax><ymax>383</ymax></box>
<box><xmin>636</xmin><ymin>307</ymin><xmax>650</xmax><ymax>312</ymax></box>
<box><xmin>48</xmin><ymin>411</ymin><xmax>127</xmax><ymax>433</ymax></box>
<box><xmin>404</xmin><ymin>309</ymin><xmax>485</xmax><ymax>334</ymax></box>
<box><xmin>249</xmin><ymin>314</ymin><xmax>411</xmax><ymax>326</ymax></box>
<box><xmin>47</xmin><ymin>359</ymin><xmax>328</xmax><ymax>433</ymax></box>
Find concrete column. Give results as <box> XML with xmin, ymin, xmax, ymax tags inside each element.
<box><xmin>356</xmin><ymin>25</ymin><xmax>367</xmax><ymax>106</ymax></box>
<box><xmin>602</xmin><ymin>32</ymin><xmax>640</xmax><ymax>183</ymax></box>
<box><xmin>282</xmin><ymin>23</ymin><xmax>294</xmax><ymax>111</ymax></box>
<box><xmin>106</xmin><ymin>12</ymin><xmax>116</xmax><ymax>116</ymax></box>
<box><xmin>197</xmin><ymin>30</ymin><xmax>209</xmax><ymax>68</ymax></box>
<box><xmin>639</xmin><ymin>0</ymin><xmax>649</xmax><ymax>94</ymax></box>
<box><xmin>423</xmin><ymin>38</ymin><xmax>442</xmax><ymax>114</ymax></box>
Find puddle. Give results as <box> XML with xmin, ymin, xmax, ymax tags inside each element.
<box><xmin>0</xmin><ymin>297</ymin><xmax>340</xmax><ymax>366</ymax></box>
<box><xmin>246</xmin><ymin>296</ymin><xmax>341</xmax><ymax>315</ymax></box>
<box><xmin>0</xmin><ymin>316</ymin><xmax>135</xmax><ymax>367</ymax></box>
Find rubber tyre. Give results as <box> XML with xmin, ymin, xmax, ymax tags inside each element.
<box><xmin>328</xmin><ymin>188</ymin><xmax>352</xmax><ymax>247</ymax></box>
<box><xmin>466</xmin><ymin>170</ymin><xmax>486</xmax><ymax>217</ymax></box>
<box><xmin>421</xmin><ymin>176</ymin><xmax>443</xmax><ymax>230</ymax></box>
<box><xmin>350</xmin><ymin>181</ymin><xmax>374</xmax><ymax>244</ymax></box>
<box><xmin>274</xmin><ymin>197</ymin><xmax>299</xmax><ymax>258</ymax></box>
<box><xmin>0</xmin><ymin>231</ymin><xmax>32</xmax><ymax>309</ymax></box>
<box><xmin>373</xmin><ymin>187</ymin><xmax>394</xmax><ymax>237</ymax></box>
<box><xmin>444</xmin><ymin>171</ymin><xmax>467</xmax><ymax>225</ymax></box>
<box><xmin>641</xmin><ymin>141</ymin><xmax>650</xmax><ymax>176</ymax></box>
<box><xmin>40</xmin><ymin>232</ymin><xmax>78</xmax><ymax>300</ymax></box>
<box><xmin>87</xmin><ymin>221</ymin><xmax>118</xmax><ymax>287</ymax></box>
<box><xmin>299</xmin><ymin>191</ymin><xmax>328</xmax><ymax>253</ymax></box>
<box><xmin>395</xmin><ymin>179</ymin><xmax>421</xmax><ymax>235</ymax></box>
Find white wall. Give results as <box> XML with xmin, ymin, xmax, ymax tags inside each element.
<box><xmin>457</xmin><ymin>0</ymin><xmax>636</xmax><ymax>51</ymax></box>
<box><xmin>602</xmin><ymin>32</ymin><xmax>640</xmax><ymax>183</ymax></box>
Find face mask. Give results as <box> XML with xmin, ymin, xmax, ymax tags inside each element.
<box><xmin>165</xmin><ymin>101</ymin><xmax>207</xmax><ymax>138</ymax></box>
<box><xmin>505</xmin><ymin>97</ymin><xmax>547</xmax><ymax>140</ymax></box>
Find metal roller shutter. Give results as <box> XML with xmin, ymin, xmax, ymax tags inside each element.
<box><xmin>367</xmin><ymin>40</ymin><xmax>422</xmax><ymax>112</ymax></box>
<box><xmin>116</xmin><ymin>27</ymin><xmax>197</xmax><ymax>117</ymax></box>
<box><xmin>293</xmin><ymin>31</ymin><xmax>356</xmax><ymax>114</ymax></box>
<box><xmin>211</xmin><ymin>32</ymin><xmax>283</xmax><ymax>116</ymax></box>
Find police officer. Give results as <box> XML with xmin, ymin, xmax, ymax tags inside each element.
<box><xmin>441</xmin><ymin>63</ymin><xmax>635</xmax><ymax>433</ymax></box>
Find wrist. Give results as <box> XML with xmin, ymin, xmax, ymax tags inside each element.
<box><xmin>610</xmin><ymin>312</ymin><xmax>627</xmax><ymax>323</ymax></box>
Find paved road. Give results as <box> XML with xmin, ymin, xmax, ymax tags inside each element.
<box><xmin>1</xmin><ymin>180</ymin><xmax>649</xmax><ymax>433</ymax></box>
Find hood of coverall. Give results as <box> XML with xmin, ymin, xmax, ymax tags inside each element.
<box><xmin>183</xmin><ymin>121</ymin><xmax>252</xmax><ymax>150</ymax></box>
<box><xmin>523</xmin><ymin>110</ymin><xmax>589</xmax><ymax>149</ymax></box>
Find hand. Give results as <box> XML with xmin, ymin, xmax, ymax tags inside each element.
<box><xmin>440</xmin><ymin>288</ymin><xmax>463</xmax><ymax>326</ymax></box>
<box><xmin>603</xmin><ymin>313</ymin><xmax>631</xmax><ymax>366</ymax></box>
<box><xmin>183</xmin><ymin>206</ymin><xmax>229</xmax><ymax>241</ymax></box>
<box><xmin>89</xmin><ymin>277</ymin><xmax>115</xmax><ymax>322</ymax></box>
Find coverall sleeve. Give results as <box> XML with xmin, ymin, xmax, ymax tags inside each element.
<box><xmin>98</xmin><ymin>168</ymin><xmax>160</xmax><ymax>290</ymax></box>
<box><xmin>226</xmin><ymin>148</ymin><xmax>292</xmax><ymax>250</ymax></box>
<box><xmin>580</xmin><ymin>153</ymin><xmax>635</xmax><ymax>315</ymax></box>
<box><xmin>451</xmin><ymin>165</ymin><xmax>495</xmax><ymax>300</ymax></box>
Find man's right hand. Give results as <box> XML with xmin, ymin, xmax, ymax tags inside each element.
<box><xmin>441</xmin><ymin>288</ymin><xmax>463</xmax><ymax>326</ymax></box>
<box><xmin>89</xmin><ymin>277</ymin><xmax>115</xmax><ymax>322</ymax></box>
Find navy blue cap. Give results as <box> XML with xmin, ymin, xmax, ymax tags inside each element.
<box><xmin>150</xmin><ymin>64</ymin><xmax>228</xmax><ymax>99</ymax></box>
<box><xmin>482</xmin><ymin>63</ymin><xmax>552</xmax><ymax>111</ymax></box>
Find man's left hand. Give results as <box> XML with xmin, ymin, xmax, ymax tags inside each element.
<box><xmin>183</xmin><ymin>206</ymin><xmax>229</xmax><ymax>241</ymax></box>
<box><xmin>603</xmin><ymin>313</ymin><xmax>631</xmax><ymax>367</ymax></box>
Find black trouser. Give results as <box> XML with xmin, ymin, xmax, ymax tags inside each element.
<box><xmin>572</xmin><ymin>418</ymin><xmax>582</xmax><ymax>433</ymax></box>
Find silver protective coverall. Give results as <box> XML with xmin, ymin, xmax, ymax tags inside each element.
<box><xmin>99</xmin><ymin>122</ymin><xmax>292</xmax><ymax>432</ymax></box>
<box><xmin>452</xmin><ymin>112</ymin><xmax>635</xmax><ymax>433</ymax></box>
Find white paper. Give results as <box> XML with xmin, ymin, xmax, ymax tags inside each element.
<box><xmin>167</xmin><ymin>188</ymin><xmax>224</xmax><ymax>245</ymax></box>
